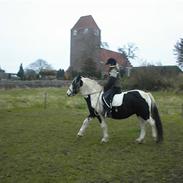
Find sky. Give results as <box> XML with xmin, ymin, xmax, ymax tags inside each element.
<box><xmin>0</xmin><ymin>0</ymin><xmax>183</xmax><ymax>73</ymax></box>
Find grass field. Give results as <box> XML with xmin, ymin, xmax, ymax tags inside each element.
<box><xmin>0</xmin><ymin>88</ymin><xmax>183</xmax><ymax>183</ymax></box>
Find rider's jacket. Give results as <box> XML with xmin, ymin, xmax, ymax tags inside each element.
<box><xmin>104</xmin><ymin>67</ymin><xmax>121</xmax><ymax>92</ymax></box>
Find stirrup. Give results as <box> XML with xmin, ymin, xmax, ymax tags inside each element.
<box><xmin>102</xmin><ymin>110</ymin><xmax>112</xmax><ymax>118</ymax></box>
<box><xmin>107</xmin><ymin>110</ymin><xmax>112</xmax><ymax>118</ymax></box>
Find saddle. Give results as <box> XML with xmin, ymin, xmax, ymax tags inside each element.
<box><xmin>102</xmin><ymin>91</ymin><xmax>127</xmax><ymax>108</ymax></box>
<box><xmin>112</xmin><ymin>92</ymin><xmax>126</xmax><ymax>107</ymax></box>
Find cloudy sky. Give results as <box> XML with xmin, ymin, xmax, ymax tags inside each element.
<box><xmin>0</xmin><ymin>0</ymin><xmax>183</xmax><ymax>73</ymax></box>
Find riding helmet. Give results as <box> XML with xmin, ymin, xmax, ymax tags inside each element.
<box><xmin>105</xmin><ymin>58</ymin><xmax>117</xmax><ymax>67</ymax></box>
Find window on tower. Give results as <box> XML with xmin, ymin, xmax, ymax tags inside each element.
<box><xmin>73</xmin><ymin>30</ymin><xmax>77</xmax><ymax>36</ymax></box>
<box><xmin>83</xmin><ymin>28</ymin><xmax>89</xmax><ymax>34</ymax></box>
<box><xmin>94</xmin><ymin>29</ymin><xmax>99</xmax><ymax>36</ymax></box>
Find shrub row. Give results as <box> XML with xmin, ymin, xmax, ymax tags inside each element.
<box><xmin>122</xmin><ymin>68</ymin><xmax>183</xmax><ymax>91</ymax></box>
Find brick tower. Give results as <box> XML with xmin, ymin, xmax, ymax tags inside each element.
<box><xmin>70</xmin><ymin>15</ymin><xmax>101</xmax><ymax>72</ymax></box>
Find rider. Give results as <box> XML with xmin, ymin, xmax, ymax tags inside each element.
<box><xmin>102</xmin><ymin>58</ymin><xmax>122</xmax><ymax>117</ymax></box>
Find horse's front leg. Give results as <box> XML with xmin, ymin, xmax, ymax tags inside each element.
<box><xmin>100</xmin><ymin>116</ymin><xmax>109</xmax><ymax>143</ymax></box>
<box><xmin>77</xmin><ymin>116</ymin><xmax>93</xmax><ymax>137</ymax></box>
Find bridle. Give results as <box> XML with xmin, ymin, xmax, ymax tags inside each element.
<box><xmin>67</xmin><ymin>87</ymin><xmax>74</xmax><ymax>96</ymax></box>
<box><xmin>69</xmin><ymin>76</ymin><xmax>103</xmax><ymax>97</ymax></box>
<box><xmin>69</xmin><ymin>77</ymin><xmax>82</xmax><ymax>96</ymax></box>
<box><xmin>68</xmin><ymin>77</ymin><xmax>103</xmax><ymax>115</ymax></box>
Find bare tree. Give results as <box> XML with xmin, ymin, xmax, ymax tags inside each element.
<box><xmin>101</xmin><ymin>42</ymin><xmax>109</xmax><ymax>49</ymax></box>
<box><xmin>118</xmin><ymin>43</ymin><xmax>138</xmax><ymax>60</ymax></box>
<box><xmin>174</xmin><ymin>38</ymin><xmax>183</xmax><ymax>69</ymax></box>
<box><xmin>26</xmin><ymin>59</ymin><xmax>52</xmax><ymax>73</ymax></box>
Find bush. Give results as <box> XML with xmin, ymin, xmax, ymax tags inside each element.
<box><xmin>122</xmin><ymin>66</ymin><xmax>179</xmax><ymax>91</ymax></box>
<box><xmin>175</xmin><ymin>74</ymin><xmax>183</xmax><ymax>91</ymax></box>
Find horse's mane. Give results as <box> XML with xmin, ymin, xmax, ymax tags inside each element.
<box><xmin>81</xmin><ymin>77</ymin><xmax>102</xmax><ymax>91</ymax></box>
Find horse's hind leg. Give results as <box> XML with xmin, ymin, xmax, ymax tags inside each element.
<box><xmin>147</xmin><ymin>117</ymin><xmax>157</xmax><ymax>141</ymax></box>
<box><xmin>77</xmin><ymin>116</ymin><xmax>93</xmax><ymax>137</ymax></box>
<box><xmin>136</xmin><ymin>117</ymin><xmax>146</xmax><ymax>143</ymax></box>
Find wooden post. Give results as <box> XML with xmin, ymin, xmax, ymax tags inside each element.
<box><xmin>44</xmin><ymin>92</ymin><xmax>47</xmax><ymax>109</ymax></box>
<box><xmin>182</xmin><ymin>104</ymin><xmax>183</xmax><ymax>117</ymax></box>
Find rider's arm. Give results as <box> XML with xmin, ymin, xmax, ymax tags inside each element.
<box><xmin>104</xmin><ymin>68</ymin><xmax>119</xmax><ymax>92</ymax></box>
<box><xmin>104</xmin><ymin>76</ymin><xmax>116</xmax><ymax>92</ymax></box>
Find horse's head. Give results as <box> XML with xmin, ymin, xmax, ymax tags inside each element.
<box><xmin>67</xmin><ymin>75</ymin><xmax>83</xmax><ymax>96</ymax></box>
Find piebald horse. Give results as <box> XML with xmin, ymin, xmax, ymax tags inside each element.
<box><xmin>67</xmin><ymin>75</ymin><xmax>163</xmax><ymax>143</ymax></box>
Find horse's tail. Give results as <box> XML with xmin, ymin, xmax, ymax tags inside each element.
<box><xmin>148</xmin><ymin>93</ymin><xmax>163</xmax><ymax>143</ymax></box>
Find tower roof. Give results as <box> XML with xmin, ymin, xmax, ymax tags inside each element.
<box><xmin>71</xmin><ymin>15</ymin><xmax>100</xmax><ymax>30</ymax></box>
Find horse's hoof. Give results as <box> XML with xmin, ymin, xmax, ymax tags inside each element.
<box><xmin>101</xmin><ymin>138</ymin><xmax>108</xmax><ymax>143</ymax></box>
<box><xmin>77</xmin><ymin>133</ymin><xmax>83</xmax><ymax>137</ymax></box>
<box><xmin>153</xmin><ymin>137</ymin><xmax>157</xmax><ymax>142</ymax></box>
<box><xmin>135</xmin><ymin>138</ymin><xmax>144</xmax><ymax>144</ymax></box>
<box><xmin>156</xmin><ymin>137</ymin><xmax>163</xmax><ymax>143</ymax></box>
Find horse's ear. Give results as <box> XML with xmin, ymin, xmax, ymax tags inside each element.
<box><xmin>80</xmin><ymin>79</ymin><xmax>83</xmax><ymax>87</ymax></box>
<box><xmin>76</xmin><ymin>74</ymin><xmax>81</xmax><ymax>81</ymax></box>
<box><xmin>78</xmin><ymin>75</ymin><xmax>83</xmax><ymax>86</ymax></box>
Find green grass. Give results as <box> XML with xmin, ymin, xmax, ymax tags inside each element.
<box><xmin>0</xmin><ymin>88</ymin><xmax>183</xmax><ymax>183</ymax></box>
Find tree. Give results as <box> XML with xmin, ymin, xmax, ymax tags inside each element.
<box><xmin>81</xmin><ymin>58</ymin><xmax>101</xmax><ymax>78</ymax></box>
<box><xmin>24</xmin><ymin>69</ymin><xmax>38</xmax><ymax>80</ymax></box>
<box><xmin>26</xmin><ymin>59</ymin><xmax>52</xmax><ymax>73</ymax></box>
<box><xmin>101</xmin><ymin>42</ymin><xmax>109</xmax><ymax>49</ymax></box>
<box><xmin>118</xmin><ymin>43</ymin><xmax>138</xmax><ymax>60</ymax></box>
<box><xmin>57</xmin><ymin>69</ymin><xmax>65</xmax><ymax>80</ymax></box>
<box><xmin>17</xmin><ymin>63</ymin><xmax>24</xmax><ymax>80</ymax></box>
<box><xmin>39</xmin><ymin>69</ymin><xmax>57</xmax><ymax>80</ymax></box>
<box><xmin>174</xmin><ymin>38</ymin><xmax>183</xmax><ymax>69</ymax></box>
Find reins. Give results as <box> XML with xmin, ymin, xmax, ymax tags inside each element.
<box><xmin>81</xmin><ymin>90</ymin><xmax>102</xmax><ymax>97</ymax></box>
<box><xmin>83</xmin><ymin>90</ymin><xmax>103</xmax><ymax>116</ymax></box>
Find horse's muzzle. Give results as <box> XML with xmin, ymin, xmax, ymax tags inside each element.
<box><xmin>67</xmin><ymin>92</ymin><xmax>71</xmax><ymax>97</ymax></box>
<box><xmin>66</xmin><ymin>90</ymin><xmax>71</xmax><ymax>97</ymax></box>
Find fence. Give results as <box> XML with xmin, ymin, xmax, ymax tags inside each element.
<box><xmin>0</xmin><ymin>80</ymin><xmax>71</xmax><ymax>89</ymax></box>
<box><xmin>1</xmin><ymin>80</ymin><xmax>182</xmax><ymax>117</ymax></box>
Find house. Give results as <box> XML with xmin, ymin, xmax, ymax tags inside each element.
<box><xmin>0</xmin><ymin>67</ymin><xmax>8</xmax><ymax>80</ymax></box>
<box><xmin>0</xmin><ymin>67</ymin><xmax>20</xmax><ymax>80</ymax></box>
<box><xmin>69</xmin><ymin>15</ymin><xmax>131</xmax><ymax>77</ymax></box>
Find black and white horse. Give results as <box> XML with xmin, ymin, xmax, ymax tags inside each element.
<box><xmin>67</xmin><ymin>75</ymin><xmax>163</xmax><ymax>143</ymax></box>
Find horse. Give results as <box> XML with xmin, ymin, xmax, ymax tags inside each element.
<box><xmin>67</xmin><ymin>75</ymin><xmax>163</xmax><ymax>144</ymax></box>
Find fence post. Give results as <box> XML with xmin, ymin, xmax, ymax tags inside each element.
<box><xmin>44</xmin><ymin>92</ymin><xmax>48</xmax><ymax>109</ymax></box>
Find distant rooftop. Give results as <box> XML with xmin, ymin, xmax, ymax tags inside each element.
<box><xmin>100</xmin><ymin>48</ymin><xmax>132</xmax><ymax>67</ymax></box>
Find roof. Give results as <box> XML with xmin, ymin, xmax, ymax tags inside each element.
<box><xmin>0</xmin><ymin>68</ymin><xmax>5</xmax><ymax>73</ymax></box>
<box><xmin>71</xmin><ymin>15</ymin><xmax>100</xmax><ymax>30</ymax></box>
<box><xmin>100</xmin><ymin>48</ymin><xmax>132</xmax><ymax>67</ymax></box>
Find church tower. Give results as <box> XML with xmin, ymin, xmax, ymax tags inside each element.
<box><xmin>70</xmin><ymin>15</ymin><xmax>101</xmax><ymax>72</ymax></box>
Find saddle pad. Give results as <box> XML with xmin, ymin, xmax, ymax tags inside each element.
<box><xmin>112</xmin><ymin>92</ymin><xmax>127</xmax><ymax>107</ymax></box>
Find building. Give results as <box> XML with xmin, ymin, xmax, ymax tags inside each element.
<box><xmin>0</xmin><ymin>67</ymin><xmax>8</xmax><ymax>80</ymax></box>
<box><xmin>0</xmin><ymin>67</ymin><xmax>20</xmax><ymax>80</ymax></box>
<box><xmin>69</xmin><ymin>15</ymin><xmax>131</xmax><ymax>76</ymax></box>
